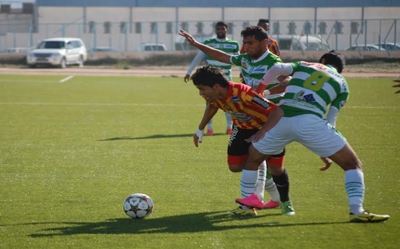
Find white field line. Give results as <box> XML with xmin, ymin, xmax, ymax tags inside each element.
<box><xmin>0</xmin><ymin>102</ymin><xmax>398</xmax><ymax>109</ymax></box>
<box><xmin>59</xmin><ymin>75</ymin><xmax>74</xmax><ymax>83</ymax></box>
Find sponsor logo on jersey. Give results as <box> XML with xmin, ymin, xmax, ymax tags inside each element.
<box><xmin>251</xmin><ymin>95</ymin><xmax>270</xmax><ymax>109</ymax></box>
<box><xmin>224</xmin><ymin>44</ymin><xmax>237</xmax><ymax>49</ymax></box>
<box><xmin>303</xmin><ymin>94</ymin><xmax>316</xmax><ymax>102</ymax></box>
<box><xmin>230</xmin><ymin>96</ymin><xmax>241</xmax><ymax>103</ymax></box>
<box><xmin>252</xmin><ymin>66</ymin><xmax>267</xmax><ymax>73</ymax></box>
<box><xmin>230</xmin><ymin>112</ymin><xmax>253</xmax><ymax>122</ymax></box>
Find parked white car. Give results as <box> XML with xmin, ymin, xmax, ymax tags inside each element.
<box><xmin>375</xmin><ymin>42</ymin><xmax>400</xmax><ymax>51</ymax></box>
<box><xmin>138</xmin><ymin>43</ymin><xmax>167</xmax><ymax>51</ymax></box>
<box><xmin>26</xmin><ymin>37</ymin><xmax>87</xmax><ymax>68</ymax></box>
<box><xmin>346</xmin><ymin>44</ymin><xmax>385</xmax><ymax>51</ymax></box>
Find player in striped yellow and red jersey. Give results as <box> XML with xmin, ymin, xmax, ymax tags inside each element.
<box><xmin>190</xmin><ymin>65</ymin><xmax>283</xmax><ymax>216</ymax></box>
<box><xmin>210</xmin><ymin>81</ymin><xmax>275</xmax><ymax>130</ymax></box>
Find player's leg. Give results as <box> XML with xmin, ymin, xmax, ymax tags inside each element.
<box><xmin>264</xmin><ymin>150</ymin><xmax>289</xmax><ymax>208</ymax></box>
<box><xmin>225</xmin><ymin>112</ymin><xmax>233</xmax><ymax>135</ymax></box>
<box><xmin>227</xmin><ymin>127</ymin><xmax>258</xmax><ymax>215</ymax></box>
<box><xmin>327</xmin><ymin>144</ymin><xmax>389</xmax><ymax>222</ymax></box>
<box><xmin>297</xmin><ymin>114</ymin><xmax>389</xmax><ymax>222</ymax></box>
<box><xmin>236</xmin><ymin>117</ymin><xmax>293</xmax><ymax>211</ymax></box>
<box><xmin>204</xmin><ymin>104</ymin><xmax>213</xmax><ymax>136</ymax></box>
<box><xmin>224</xmin><ymin>74</ymin><xmax>233</xmax><ymax>135</ymax></box>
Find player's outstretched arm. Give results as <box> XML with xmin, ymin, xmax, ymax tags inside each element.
<box><xmin>246</xmin><ymin>106</ymin><xmax>283</xmax><ymax>143</ymax></box>
<box><xmin>179</xmin><ymin>29</ymin><xmax>232</xmax><ymax>65</ymax></box>
<box><xmin>193</xmin><ymin>105</ymin><xmax>219</xmax><ymax>147</ymax></box>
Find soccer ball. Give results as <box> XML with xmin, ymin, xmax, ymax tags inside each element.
<box><xmin>123</xmin><ymin>193</ymin><xmax>154</xmax><ymax>219</ymax></box>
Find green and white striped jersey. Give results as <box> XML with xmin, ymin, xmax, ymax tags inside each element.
<box><xmin>203</xmin><ymin>38</ymin><xmax>239</xmax><ymax>77</ymax></box>
<box><xmin>230</xmin><ymin>51</ymin><xmax>283</xmax><ymax>103</ymax></box>
<box><xmin>281</xmin><ymin>61</ymin><xmax>349</xmax><ymax>118</ymax></box>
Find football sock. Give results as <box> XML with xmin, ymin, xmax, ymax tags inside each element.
<box><xmin>272</xmin><ymin>168</ymin><xmax>290</xmax><ymax>202</ymax></box>
<box><xmin>345</xmin><ymin>169</ymin><xmax>365</xmax><ymax>215</ymax></box>
<box><xmin>225</xmin><ymin>112</ymin><xmax>233</xmax><ymax>129</ymax></box>
<box><xmin>240</xmin><ymin>169</ymin><xmax>258</xmax><ymax>199</ymax></box>
<box><xmin>264</xmin><ymin>164</ymin><xmax>280</xmax><ymax>202</ymax></box>
<box><xmin>254</xmin><ymin>161</ymin><xmax>266</xmax><ymax>201</ymax></box>
<box><xmin>207</xmin><ymin>119</ymin><xmax>213</xmax><ymax>131</ymax></box>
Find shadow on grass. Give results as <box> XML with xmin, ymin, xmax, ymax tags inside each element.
<box><xmin>26</xmin><ymin>211</ymin><xmax>348</xmax><ymax>237</ymax></box>
<box><xmin>98</xmin><ymin>133</ymin><xmax>227</xmax><ymax>141</ymax></box>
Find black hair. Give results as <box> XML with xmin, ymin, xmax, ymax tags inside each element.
<box><xmin>215</xmin><ymin>21</ymin><xmax>228</xmax><ymax>28</ymax></box>
<box><xmin>319</xmin><ymin>50</ymin><xmax>345</xmax><ymax>73</ymax></box>
<box><xmin>258</xmin><ymin>19</ymin><xmax>269</xmax><ymax>24</ymax></box>
<box><xmin>240</xmin><ymin>26</ymin><xmax>268</xmax><ymax>41</ymax></box>
<box><xmin>191</xmin><ymin>65</ymin><xmax>229</xmax><ymax>88</ymax></box>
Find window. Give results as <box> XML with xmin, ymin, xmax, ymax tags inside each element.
<box><xmin>88</xmin><ymin>21</ymin><xmax>95</xmax><ymax>33</ymax></box>
<box><xmin>166</xmin><ymin>22</ymin><xmax>173</xmax><ymax>34</ymax></box>
<box><xmin>303</xmin><ymin>21</ymin><xmax>312</xmax><ymax>35</ymax></box>
<box><xmin>104</xmin><ymin>21</ymin><xmax>111</xmax><ymax>34</ymax></box>
<box><xmin>227</xmin><ymin>22</ymin><xmax>233</xmax><ymax>35</ymax></box>
<box><xmin>120</xmin><ymin>22</ymin><xmax>127</xmax><ymax>33</ymax></box>
<box><xmin>318</xmin><ymin>22</ymin><xmax>327</xmax><ymax>35</ymax></box>
<box><xmin>288</xmin><ymin>22</ymin><xmax>297</xmax><ymax>35</ymax></box>
<box><xmin>135</xmin><ymin>22</ymin><xmax>141</xmax><ymax>34</ymax></box>
<box><xmin>181</xmin><ymin>22</ymin><xmax>188</xmax><ymax>31</ymax></box>
<box><xmin>351</xmin><ymin>22</ymin><xmax>360</xmax><ymax>34</ymax></box>
<box><xmin>272</xmin><ymin>22</ymin><xmax>280</xmax><ymax>35</ymax></box>
<box><xmin>335</xmin><ymin>21</ymin><xmax>343</xmax><ymax>34</ymax></box>
<box><xmin>196</xmin><ymin>22</ymin><xmax>204</xmax><ymax>34</ymax></box>
<box><xmin>150</xmin><ymin>22</ymin><xmax>157</xmax><ymax>34</ymax></box>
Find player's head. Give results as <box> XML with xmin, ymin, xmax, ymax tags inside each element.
<box><xmin>241</xmin><ymin>25</ymin><xmax>268</xmax><ymax>41</ymax></box>
<box><xmin>319</xmin><ymin>50</ymin><xmax>345</xmax><ymax>73</ymax></box>
<box><xmin>257</xmin><ymin>19</ymin><xmax>270</xmax><ymax>32</ymax></box>
<box><xmin>241</xmin><ymin>26</ymin><xmax>268</xmax><ymax>59</ymax></box>
<box><xmin>215</xmin><ymin>21</ymin><xmax>228</xmax><ymax>39</ymax></box>
<box><xmin>191</xmin><ymin>65</ymin><xmax>229</xmax><ymax>102</ymax></box>
<box><xmin>191</xmin><ymin>65</ymin><xmax>229</xmax><ymax>88</ymax></box>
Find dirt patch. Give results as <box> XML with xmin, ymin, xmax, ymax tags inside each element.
<box><xmin>0</xmin><ymin>64</ymin><xmax>398</xmax><ymax>78</ymax></box>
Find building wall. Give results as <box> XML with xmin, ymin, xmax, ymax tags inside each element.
<box><xmin>0</xmin><ymin>6</ymin><xmax>399</xmax><ymax>51</ymax></box>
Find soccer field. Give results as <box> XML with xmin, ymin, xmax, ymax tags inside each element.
<box><xmin>0</xmin><ymin>74</ymin><xmax>399</xmax><ymax>249</ymax></box>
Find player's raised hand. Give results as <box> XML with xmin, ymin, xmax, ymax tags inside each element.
<box><xmin>179</xmin><ymin>29</ymin><xmax>198</xmax><ymax>46</ymax></box>
<box><xmin>184</xmin><ymin>74</ymin><xmax>191</xmax><ymax>83</ymax></box>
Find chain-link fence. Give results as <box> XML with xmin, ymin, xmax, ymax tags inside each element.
<box><xmin>0</xmin><ymin>19</ymin><xmax>398</xmax><ymax>54</ymax></box>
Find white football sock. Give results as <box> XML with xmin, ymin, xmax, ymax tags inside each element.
<box><xmin>345</xmin><ymin>169</ymin><xmax>365</xmax><ymax>215</ymax></box>
<box><xmin>254</xmin><ymin>161</ymin><xmax>266</xmax><ymax>201</ymax></box>
<box><xmin>240</xmin><ymin>169</ymin><xmax>258</xmax><ymax>199</ymax></box>
<box><xmin>265</xmin><ymin>177</ymin><xmax>280</xmax><ymax>202</ymax></box>
<box><xmin>225</xmin><ymin>112</ymin><xmax>233</xmax><ymax>129</ymax></box>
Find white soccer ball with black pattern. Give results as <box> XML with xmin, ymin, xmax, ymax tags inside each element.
<box><xmin>123</xmin><ymin>193</ymin><xmax>154</xmax><ymax>219</ymax></box>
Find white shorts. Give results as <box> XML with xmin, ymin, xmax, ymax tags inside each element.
<box><xmin>253</xmin><ymin>114</ymin><xmax>346</xmax><ymax>157</ymax></box>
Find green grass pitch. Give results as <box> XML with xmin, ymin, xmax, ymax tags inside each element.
<box><xmin>0</xmin><ymin>74</ymin><xmax>399</xmax><ymax>249</ymax></box>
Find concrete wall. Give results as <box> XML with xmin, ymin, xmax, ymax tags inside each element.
<box><xmin>0</xmin><ymin>6</ymin><xmax>399</xmax><ymax>52</ymax></box>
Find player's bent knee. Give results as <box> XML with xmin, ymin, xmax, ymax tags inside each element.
<box><xmin>228</xmin><ymin>165</ymin><xmax>242</xmax><ymax>172</ymax></box>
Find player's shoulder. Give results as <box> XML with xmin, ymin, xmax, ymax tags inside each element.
<box><xmin>203</xmin><ymin>38</ymin><xmax>217</xmax><ymax>43</ymax></box>
<box><xmin>268</xmin><ymin>37</ymin><xmax>278</xmax><ymax>43</ymax></box>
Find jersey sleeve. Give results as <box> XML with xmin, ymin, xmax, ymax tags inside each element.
<box><xmin>230</xmin><ymin>54</ymin><xmax>242</xmax><ymax>66</ymax></box>
<box><xmin>268</xmin><ymin>39</ymin><xmax>281</xmax><ymax>57</ymax></box>
<box><xmin>330</xmin><ymin>77</ymin><xmax>349</xmax><ymax>111</ymax></box>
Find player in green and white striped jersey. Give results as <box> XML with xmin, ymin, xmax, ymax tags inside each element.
<box><xmin>184</xmin><ymin>21</ymin><xmax>240</xmax><ymax>136</ymax></box>
<box><xmin>237</xmin><ymin>51</ymin><xmax>390</xmax><ymax>222</ymax></box>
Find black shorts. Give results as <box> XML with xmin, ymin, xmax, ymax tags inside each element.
<box><xmin>227</xmin><ymin>126</ymin><xmax>285</xmax><ymax>157</ymax></box>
